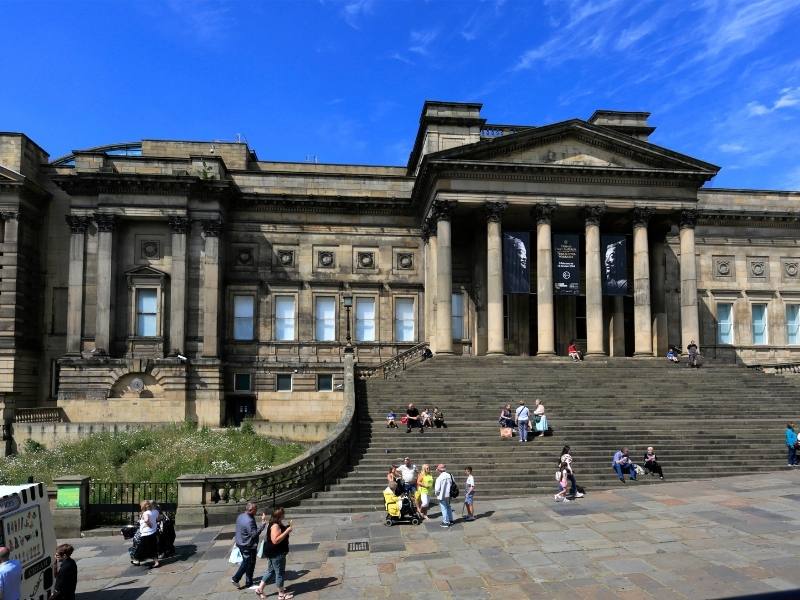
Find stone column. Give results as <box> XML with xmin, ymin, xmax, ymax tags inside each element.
<box><xmin>651</xmin><ymin>236</ymin><xmax>668</xmax><ymax>356</ymax></box>
<box><xmin>65</xmin><ymin>216</ymin><xmax>90</xmax><ymax>354</ymax></box>
<box><xmin>93</xmin><ymin>214</ymin><xmax>116</xmax><ymax>354</ymax></box>
<box><xmin>433</xmin><ymin>201</ymin><xmax>455</xmax><ymax>354</ymax></box>
<box><xmin>168</xmin><ymin>216</ymin><xmax>189</xmax><ymax>355</ymax></box>
<box><xmin>201</xmin><ymin>219</ymin><xmax>223</xmax><ymax>357</ymax></box>
<box><xmin>422</xmin><ymin>219</ymin><xmax>436</xmax><ymax>351</ymax></box>
<box><xmin>610</xmin><ymin>296</ymin><xmax>626</xmax><ymax>356</ymax></box>
<box><xmin>2</xmin><ymin>212</ymin><xmax>18</xmax><ymax>245</ymax></box>
<box><xmin>535</xmin><ymin>204</ymin><xmax>556</xmax><ymax>355</ymax></box>
<box><xmin>680</xmin><ymin>210</ymin><xmax>700</xmax><ymax>351</ymax></box>
<box><xmin>486</xmin><ymin>202</ymin><xmax>507</xmax><ymax>355</ymax></box>
<box><xmin>584</xmin><ymin>206</ymin><xmax>605</xmax><ymax>356</ymax></box>
<box><xmin>633</xmin><ymin>207</ymin><xmax>654</xmax><ymax>356</ymax></box>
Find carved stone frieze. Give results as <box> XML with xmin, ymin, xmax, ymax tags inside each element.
<box><xmin>747</xmin><ymin>256</ymin><xmax>768</xmax><ymax>280</ymax></box>
<box><xmin>397</xmin><ymin>253</ymin><xmax>414</xmax><ymax>270</ymax></box>
<box><xmin>783</xmin><ymin>258</ymin><xmax>800</xmax><ymax>281</ymax></box>
<box><xmin>318</xmin><ymin>251</ymin><xmax>335</xmax><ymax>268</ymax></box>
<box><xmin>430</xmin><ymin>200</ymin><xmax>455</xmax><ymax>222</ymax></box>
<box><xmin>713</xmin><ymin>256</ymin><xmax>734</xmax><ymax>279</ymax></box>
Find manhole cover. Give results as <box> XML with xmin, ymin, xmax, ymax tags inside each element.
<box><xmin>347</xmin><ymin>541</ymin><xmax>369</xmax><ymax>552</ymax></box>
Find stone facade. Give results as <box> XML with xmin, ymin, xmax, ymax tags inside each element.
<box><xmin>1</xmin><ymin>101</ymin><xmax>799</xmax><ymax>426</ymax></box>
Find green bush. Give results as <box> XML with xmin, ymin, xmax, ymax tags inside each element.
<box><xmin>0</xmin><ymin>426</ymin><xmax>305</xmax><ymax>485</ymax></box>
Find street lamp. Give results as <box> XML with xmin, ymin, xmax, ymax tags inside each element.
<box><xmin>342</xmin><ymin>293</ymin><xmax>353</xmax><ymax>353</ymax></box>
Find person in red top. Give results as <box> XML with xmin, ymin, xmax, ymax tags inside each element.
<box><xmin>568</xmin><ymin>340</ymin><xmax>583</xmax><ymax>361</ymax></box>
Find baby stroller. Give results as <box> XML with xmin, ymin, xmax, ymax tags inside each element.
<box><xmin>158</xmin><ymin>513</ymin><xmax>176</xmax><ymax>558</ymax></box>
<box><xmin>384</xmin><ymin>490</ymin><xmax>422</xmax><ymax>526</ymax></box>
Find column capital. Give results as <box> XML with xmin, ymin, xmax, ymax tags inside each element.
<box><xmin>430</xmin><ymin>200</ymin><xmax>455</xmax><ymax>222</ymax></box>
<box><xmin>200</xmin><ymin>219</ymin><xmax>223</xmax><ymax>237</ymax></box>
<box><xmin>632</xmin><ymin>207</ymin><xmax>654</xmax><ymax>227</ymax></box>
<box><xmin>533</xmin><ymin>203</ymin><xmax>556</xmax><ymax>224</ymax></box>
<box><xmin>94</xmin><ymin>213</ymin><xmax>118</xmax><ymax>232</ymax></box>
<box><xmin>65</xmin><ymin>215</ymin><xmax>91</xmax><ymax>234</ymax></box>
<box><xmin>680</xmin><ymin>209</ymin><xmax>698</xmax><ymax>229</ymax></box>
<box><xmin>421</xmin><ymin>217</ymin><xmax>436</xmax><ymax>242</ymax></box>
<box><xmin>583</xmin><ymin>205</ymin><xmax>605</xmax><ymax>226</ymax></box>
<box><xmin>168</xmin><ymin>215</ymin><xmax>190</xmax><ymax>234</ymax></box>
<box><xmin>0</xmin><ymin>211</ymin><xmax>18</xmax><ymax>221</ymax></box>
<box><xmin>484</xmin><ymin>201</ymin><xmax>508</xmax><ymax>223</ymax></box>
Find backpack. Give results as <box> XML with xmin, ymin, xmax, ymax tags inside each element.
<box><xmin>449</xmin><ymin>476</ymin><xmax>459</xmax><ymax>499</ymax></box>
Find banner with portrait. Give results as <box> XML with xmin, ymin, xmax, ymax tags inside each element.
<box><xmin>601</xmin><ymin>235</ymin><xmax>628</xmax><ymax>295</ymax></box>
<box><xmin>553</xmin><ymin>234</ymin><xmax>580</xmax><ymax>295</ymax></box>
<box><xmin>503</xmin><ymin>231</ymin><xmax>530</xmax><ymax>294</ymax></box>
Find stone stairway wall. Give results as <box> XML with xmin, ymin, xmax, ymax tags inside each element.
<box><xmin>295</xmin><ymin>357</ymin><xmax>797</xmax><ymax>513</ymax></box>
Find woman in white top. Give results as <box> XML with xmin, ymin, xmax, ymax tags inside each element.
<box><xmin>131</xmin><ymin>499</ymin><xmax>160</xmax><ymax>567</ymax></box>
<box><xmin>533</xmin><ymin>400</ymin><xmax>548</xmax><ymax>435</ymax></box>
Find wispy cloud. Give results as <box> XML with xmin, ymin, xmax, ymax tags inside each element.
<box><xmin>341</xmin><ymin>0</ymin><xmax>374</xmax><ymax>30</ymax></box>
<box><xmin>389</xmin><ymin>52</ymin><xmax>414</xmax><ymax>66</ymax></box>
<box><xmin>747</xmin><ymin>87</ymin><xmax>800</xmax><ymax>116</ymax></box>
<box><xmin>161</xmin><ymin>0</ymin><xmax>235</xmax><ymax>43</ymax></box>
<box><xmin>719</xmin><ymin>143</ymin><xmax>746</xmax><ymax>153</ymax></box>
<box><xmin>409</xmin><ymin>29</ymin><xmax>438</xmax><ymax>56</ymax></box>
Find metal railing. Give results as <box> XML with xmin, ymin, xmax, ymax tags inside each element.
<box><xmin>356</xmin><ymin>342</ymin><xmax>430</xmax><ymax>380</ymax></box>
<box><xmin>88</xmin><ymin>482</ymin><xmax>178</xmax><ymax>526</ymax></box>
<box><xmin>16</xmin><ymin>408</ymin><xmax>64</xmax><ymax>423</ymax></box>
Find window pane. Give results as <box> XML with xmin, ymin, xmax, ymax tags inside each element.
<box><xmin>234</xmin><ymin>319</ymin><xmax>253</xmax><ymax>340</ymax></box>
<box><xmin>234</xmin><ymin>295</ymin><xmax>254</xmax><ymax>318</ymax></box>
<box><xmin>275</xmin><ymin>296</ymin><xmax>295</xmax><ymax>341</ymax></box>
<box><xmin>138</xmin><ymin>314</ymin><xmax>157</xmax><ymax>337</ymax></box>
<box><xmin>315</xmin><ymin>297</ymin><xmax>336</xmax><ymax>341</ymax></box>
<box><xmin>276</xmin><ymin>374</ymin><xmax>292</xmax><ymax>391</ymax></box>
<box><xmin>234</xmin><ymin>373</ymin><xmax>251</xmax><ymax>391</ymax></box>
<box><xmin>355</xmin><ymin>298</ymin><xmax>376</xmax><ymax>341</ymax></box>
<box><xmin>452</xmin><ymin>293</ymin><xmax>464</xmax><ymax>340</ymax></box>
<box><xmin>717</xmin><ymin>303</ymin><xmax>733</xmax><ymax>345</ymax></box>
<box><xmin>395</xmin><ymin>298</ymin><xmax>415</xmax><ymax>342</ymax></box>
<box><xmin>318</xmin><ymin>374</ymin><xmax>333</xmax><ymax>392</ymax></box>
<box><xmin>788</xmin><ymin>305</ymin><xmax>800</xmax><ymax>345</ymax></box>
<box><xmin>137</xmin><ymin>289</ymin><xmax>157</xmax><ymax>314</ymax></box>
<box><xmin>233</xmin><ymin>295</ymin><xmax>254</xmax><ymax>340</ymax></box>
<box><xmin>752</xmin><ymin>304</ymin><xmax>767</xmax><ymax>345</ymax></box>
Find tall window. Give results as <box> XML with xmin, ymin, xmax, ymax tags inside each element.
<box><xmin>233</xmin><ymin>295</ymin><xmax>255</xmax><ymax>340</ymax></box>
<box><xmin>136</xmin><ymin>289</ymin><xmax>158</xmax><ymax>337</ymax></box>
<box><xmin>315</xmin><ymin>296</ymin><xmax>336</xmax><ymax>341</ymax></box>
<box><xmin>787</xmin><ymin>305</ymin><xmax>800</xmax><ymax>345</ymax></box>
<box><xmin>716</xmin><ymin>302</ymin><xmax>734</xmax><ymax>345</ymax></box>
<box><xmin>452</xmin><ymin>293</ymin><xmax>464</xmax><ymax>340</ymax></box>
<box><xmin>752</xmin><ymin>303</ymin><xmax>768</xmax><ymax>345</ymax></box>
<box><xmin>355</xmin><ymin>298</ymin><xmax>376</xmax><ymax>342</ymax></box>
<box><xmin>394</xmin><ymin>298</ymin><xmax>415</xmax><ymax>342</ymax></box>
<box><xmin>275</xmin><ymin>296</ymin><xmax>296</xmax><ymax>341</ymax></box>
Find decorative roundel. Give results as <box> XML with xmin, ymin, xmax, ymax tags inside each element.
<box><xmin>319</xmin><ymin>251</ymin><xmax>334</xmax><ymax>267</ymax></box>
<box><xmin>237</xmin><ymin>249</ymin><xmax>253</xmax><ymax>265</ymax></box>
<box><xmin>717</xmin><ymin>261</ymin><xmax>730</xmax><ymax>276</ymax></box>
<box><xmin>142</xmin><ymin>241</ymin><xmax>160</xmax><ymax>259</ymax></box>
<box><xmin>359</xmin><ymin>253</ymin><xmax>374</xmax><ymax>268</ymax></box>
<box><xmin>279</xmin><ymin>251</ymin><xmax>294</xmax><ymax>265</ymax></box>
<box><xmin>787</xmin><ymin>263</ymin><xmax>799</xmax><ymax>277</ymax></box>
<box><xmin>562</xmin><ymin>271</ymin><xmax>571</xmax><ymax>280</ymax></box>
<box><xmin>130</xmin><ymin>378</ymin><xmax>145</xmax><ymax>393</ymax></box>
<box><xmin>752</xmin><ymin>262</ymin><xmax>765</xmax><ymax>276</ymax></box>
<box><xmin>398</xmin><ymin>254</ymin><xmax>413</xmax><ymax>269</ymax></box>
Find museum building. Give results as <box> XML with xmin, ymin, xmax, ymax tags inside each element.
<box><xmin>1</xmin><ymin>101</ymin><xmax>799</xmax><ymax>429</ymax></box>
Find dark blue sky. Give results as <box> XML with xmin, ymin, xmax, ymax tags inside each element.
<box><xmin>4</xmin><ymin>0</ymin><xmax>800</xmax><ymax>189</ymax></box>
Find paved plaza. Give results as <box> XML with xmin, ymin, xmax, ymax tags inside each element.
<box><xmin>68</xmin><ymin>471</ymin><xmax>800</xmax><ymax>599</ymax></box>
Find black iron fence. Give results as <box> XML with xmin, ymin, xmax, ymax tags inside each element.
<box><xmin>88</xmin><ymin>482</ymin><xmax>178</xmax><ymax>527</ymax></box>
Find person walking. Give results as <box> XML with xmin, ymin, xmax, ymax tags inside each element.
<box><xmin>231</xmin><ymin>502</ymin><xmax>266</xmax><ymax>590</ymax></box>
<box><xmin>51</xmin><ymin>544</ymin><xmax>78</xmax><ymax>600</ymax></box>
<box><xmin>515</xmin><ymin>400</ymin><xmax>530</xmax><ymax>443</ymax></box>
<box><xmin>255</xmin><ymin>507</ymin><xmax>294</xmax><ymax>600</ymax></box>
<box><xmin>0</xmin><ymin>546</ymin><xmax>22</xmax><ymax>600</ymax></box>
<box><xmin>786</xmin><ymin>423</ymin><xmax>798</xmax><ymax>467</ymax></box>
<box><xmin>434</xmin><ymin>464</ymin><xmax>454</xmax><ymax>528</ymax></box>
<box><xmin>131</xmin><ymin>500</ymin><xmax>160</xmax><ymax>568</ymax></box>
<box><xmin>463</xmin><ymin>466</ymin><xmax>476</xmax><ymax>521</ymax></box>
<box><xmin>416</xmin><ymin>464</ymin><xmax>434</xmax><ymax>519</ymax></box>
<box><xmin>533</xmin><ymin>399</ymin><xmax>548</xmax><ymax>436</ymax></box>
<box><xmin>560</xmin><ymin>445</ymin><xmax>584</xmax><ymax>499</ymax></box>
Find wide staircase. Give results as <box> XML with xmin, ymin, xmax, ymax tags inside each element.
<box><xmin>294</xmin><ymin>356</ymin><xmax>797</xmax><ymax>514</ymax></box>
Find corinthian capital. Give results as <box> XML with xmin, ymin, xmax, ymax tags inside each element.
<box><xmin>65</xmin><ymin>215</ymin><xmax>91</xmax><ymax>234</ymax></box>
<box><xmin>533</xmin><ymin>203</ymin><xmax>556</xmax><ymax>225</ymax></box>
<box><xmin>430</xmin><ymin>200</ymin><xmax>455</xmax><ymax>223</ymax></box>
<box><xmin>94</xmin><ymin>213</ymin><xmax>118</xmax><ymax>232</ymax></box>
<box><xmin>632</xmin><ymin>207</ymin><xmax>654</xmax><ymax>228</ymax></box>
<box><xmin>583</xmin><ymin>205</ymin><xmax>605</xmax><ymax>226</ymax></box>
<box><xmin>168</xmin><ymin>216</ymin><xmax>190</xmax><ymax>234</ymax></box>
<box><xmin>485</xmin><ymin>201</ymin><xmax>508</xmax><ymax>223</ymax></box>
<box><xmin>201</xmin><ymin>219</ymin><xmax>223</xmax><ymax>237</ymax></box>
<box><xmin>680</xmin><ymin>209</ymin><xmax>698</xmax><ymax>229</ymax></box>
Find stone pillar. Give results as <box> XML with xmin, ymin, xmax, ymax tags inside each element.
<box><xmin>0</xmin><ymin>393</ymin><xmax>16</xmax><ymax>456</ymax></box>
<box><xmin>584</xmin><ymin>206</ymin><xmax>605</xmax><ymax>356</ymax></box>
<box><xmin>168</xmin><ymin>216</ymin><xmax>189</xmax><ymax>355</ymax></box>
<box><xmin>176</xmin><ymin>474</ymin><xmax>207</xmax><ymax>528</ymax></box>
<box><xmin>433</xmin><ymin>201</ymin><xmax>455</xmax><ymax>354</ymax></box>
<box><xmin>2</xmin><ymin>212</ymin><xmax>18</xmax><ymax>245</ymax></box>
<box><xmin>65</xmin><ymin>216</ymin><xmax>90</xmax><ymax>354</ymax></box>
<box><xmin>680</xmin><ymin>210</ymin><xmax>700</xmax><ymax>351</ymax></box>
<box><xmin>201</xmin><ymin>219</ymin><xmax>223</xmax><ymax>357</ymax></box>
<box><xmin>610</xmin><ymin>296</ymin><xmax>626</xmax><ymax>356</ymax></box>
<box><xmin>93</xmin><ymin>214</ymin><xmax>117</xmax><ymax>354</ymax></box>
<box><xmin>633</xmin><ymin>207</ymin><xmax>654</xmax><ymax>356</ymax></box>
<box><xmin>422</xmin><ymin>220</ymin><xmax>437</xmax><ymax>351</ymax></box>
<box><xmin>651</xmin><ymin>237</ymin><xmax>668</xmax><ymax>356</ymax></box>
<box><xmin>535</xmin><ymin>204</ymin><xmax>556</xmax><ymax>355</ymax></box>
<box><xmin>53</xmin><ymin>475</ymin><xmax>90</xmax><ymax>538</ymax></box>
<box><xmin>486</xmin><ymin>202</ymin><xmax>507</xmax><ymax>355</ymax></box>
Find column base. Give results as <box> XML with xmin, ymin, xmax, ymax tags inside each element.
<box><xmin>585</xmin><ymin>352</ymin><xmax>607</xmax><ymax>359</ymax></box>
<box><xmin>633</xmin><ymin>351</ymin><xmax>655</xmax><ymax>357</ymax></box>
<box><xmin>486</xmin><ymin>351</ymin><xmax>506</xmax><ymax>357</ymax></box>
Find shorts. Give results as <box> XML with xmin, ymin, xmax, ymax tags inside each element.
<box><xmin>464</xmin><ymin>492</ymin><xmax>474</xmax><ymax>506</ymax></box>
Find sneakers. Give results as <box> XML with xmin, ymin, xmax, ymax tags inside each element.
<box><xmin>440</xmin><ymin>523</ymin><xmax>451</xmax><ymax>528</ymax></box>
<box><xmin>563</xmin><ymin>497</ymin><xmax>571</xmax><ymax>503</ymax></box>
<box><xmin>554</xmin><ymin>494</ymin><xmax>561</xmax><ymax>502</ymax></box>
<box><xmin>619</xmin><ymin>478</ymin><xmax>626</xmax><ymax>483</ymax></box>
<box><xmin>575</xmin><ymin>492</ymin><xmax>585</xmax><ymax>498</ymax></box>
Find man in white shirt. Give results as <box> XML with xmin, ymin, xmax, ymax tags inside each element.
<box><xmin>434</xmin><ymin>464</ymin><xmax>453</xmax><ymax>527</ymax></box>
<box><xmin>515</xmin><ymin>400</ymin><xmax>530</xmax><ymax>443</ymax></box>
<box><xmin>397</xmin><ymin>456</ymin><xmax>418</xmax><ymax>494</ymax></box>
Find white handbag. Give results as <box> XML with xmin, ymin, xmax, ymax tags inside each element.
<box><xmin>228</xmin><ymin>545</ymin><xmax>243</xmax><ymax>564</ymax></box>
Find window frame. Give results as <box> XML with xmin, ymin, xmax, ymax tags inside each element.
<box><xmin>451</xmin><ymin>291</ymin><xmax>465</xmax><ymax>341</ymax></box>
<box><xmin>314</xmin><ymin>294</ymin><xmax>338</xmax><ymax>342</ymax></box>
<box><xmin>787</xmin><ymin>303</ymin><xmax>800</xmax><ymax>346</ymax></box>
<box><xmin>135</xmin><ymin>288</ymin><xmax>160</xmax><ymax>338</ymax></box>
<box><xmin>232</xmin><ymin>294</ymin><xmax>256</xmax><ymax>341</ymax></box>
<box><xmin>317</xmin><ymin>373</ymin><xmax>333</xmax><ymax>392</ymax></box>
<box><xmin>751</xmin><ymin>302</ymin><xmax>769</xmax><ymax>345</ymax></box>
<box><xmin>276</xmin><ymin>373</ymin><xmax>293</xmax><ymax>392</ymax></box>
<box><xmin>233</xmin><ymin>372</ymin><xmax>252</xmax><ymax>393</ymax></box>
<box><xmin>716</xmin><ymin>301</ymin><xmax>734</xmax><ymax>345</ymax></box>
<box><xmin>393</xmin><ymin>296</ymin><xmax>416</xmax><ymax>343</ymax></box>
<box><xmin>274</xmin><ymin>294</ymin><xmax>298</xmax><ymax>342</ymax></box>
<box><xmin>354</xmin><ymin>296</ymin><xmax>378</xmax><ymax>342</ymax></box>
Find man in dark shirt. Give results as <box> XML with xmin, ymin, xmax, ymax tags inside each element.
<box><xmin>231</xmin><ymin>502</ymin><xmax>266</xmax><ymax>589</ymax></box>
<box><xmin>52</xmin><ymin>544</ymin><xmax>77</xmax><ymax>600</ymax></box>
<box><xmin>406</xmin><ymin>403</ymin><xmax>423</xmax><ymax>434</ymax></box>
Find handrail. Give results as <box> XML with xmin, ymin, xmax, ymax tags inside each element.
<box><xmin>356</xmin><ymin>342</ymin><xmax>430</xmax><ymax>380</ymax></box>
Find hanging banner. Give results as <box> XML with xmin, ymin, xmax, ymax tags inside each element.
<box><xmin>602</xmin><ymin>235</ymin><xmax>628</xmax><ymax>295</ymax></box>
<box><xmin>503</xmin><ymin>231</ymin><xmax>530</xmax><ymax>294</ymax></box>
<box><xmin>553</xmin><ymin>234</ymin><xmax>581</xmax><ymax>295</ymax></box>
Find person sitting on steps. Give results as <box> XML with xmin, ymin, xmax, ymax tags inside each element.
<box><xmin>433</xmin><ymin>407</ymin><xmax>447</xmax><ymax>428</ymax></box>
<box><xmin>686</xmin><ymin>340</ymin><xmax>701</xmax><ymax>368</ymax></box>
<box><xmin>643</xmin><ymin>446</ymin><xmax>664</xmax><ymax>479</ymax></box>
<box><xmin>568</xmin><ymin>340</ymin><xmax>583</xmax><ymax>361</ymax></box>
<box><xmin>498</xmin><ymin>404</ymin><xmax>515</xmax><ymax>429</ymax></box>
<box><xmin>386</xmin><ymin>410</ymin><xmax>398</xmax><ymax>428</ymax></box>
<box><xmin>612</xmin><ymin>447</ymin><xmax>637</xmax><ymax>483</ymax></box>
<box><xmin>405</xmin><ymin>403</ymin><xmax>424</xmax><ymax>434</ymax></box>
<box><xmin>420</xmin><ymin>408</ymin><xmax>433</xmax><ymax>428</ymax></box>
<box><xmin>667</xmin><ymin>345</ymin><xmax>680</xmax><ymax>363</ymax></box>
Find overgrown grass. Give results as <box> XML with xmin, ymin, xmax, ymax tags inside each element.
<box><xmin>0</xmin><ymin>423</ymin><xmax>306</xmax><ymax>485</ymax></box>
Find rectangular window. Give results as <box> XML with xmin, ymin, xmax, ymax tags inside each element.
<box><xmin>394</xmin><ymin>298</ymin><xmax>415</xmax><ymax>342</ymax></box>
<box><xmin>717</xmin><ymin>302</ymin><xmax>734</xmax><ymax>345</ymax></box>
<box><xmin>452</xmin><ymin>293</ymin><xmax>464</xmax><ymax>340</ymax></box>
<box><xmin>276</xmin><ymin>373</ymin><xmax>292</xmax><ymax>392</ymax></box>
<box><xmin>136</xmin><ymin>289</ymin><xmax>158</xmax><ymax>337</ymax></box>
<box><xmin>787</xmin><ymin>305</ymin><xmax>800</xmax><ymax>345</ymax></box>
<box><xmin>315</xmin><ymin>296</ymin><xmax>336</xmax><ymax>341</ymax></box>
<box><xmin>234</xmin><ymin>373</ymin><xmax>251</xmax><ymax>392</ymax></box>
<box><xmin>355</xmin><ymin>297</ymin><xmax>376</xmax><ymax>342</ymax></box>
<box><xmin>275</xmin><ymin>296</ymin><xmax>296</xmax><ymax>341</ymax></box>
<box><xmin>233</xmin><ymin>295</ymin><xmax>255</xmax><ymax>341</ymax></box>
<box><xmin>317</xmin><ymin>374</ymin><xmax>333</xmax><ymax>392</ymax></box>
<box><xmin>752</xmin><ymin>303</ymin><xmax>768</xmax><ymax>345</ymax></box>
<box><xmin>50</xmin><ymin>359</ymin><xmax>60</xmax><ymax>399</ymax></box>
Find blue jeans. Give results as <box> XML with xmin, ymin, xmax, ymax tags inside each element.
<box><xmin>260</xmin><ymin>553</ymin><xmax>287</xmax><ymax>590</ymax></box>
<box><xmin>439</xmin><ymin>498</ymin><xmax>453</xmax><ymax>524</ymax></box>
<box><xmin>518</xmin><ymin>420</ymin><xmax>528</xmax><ymax>442</ymax></box>
<box><xmin>788</xmin><ymin>444</ymin><xmax>798</xmax><ymax>465</ymax></box>
<box><xmin>613</xmin><ymin>463</ymin><xmax>636</xmax><ymax>480</ymax></box>
<box><xmin>232</xmin><ymin>545</ymin><xmax>257</xmax><ymax>586</ymax></box>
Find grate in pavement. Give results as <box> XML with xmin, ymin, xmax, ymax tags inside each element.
<box><xmin>347</xmin><ymin>541</ymin><xmax>369</xmax><ymax>552</ymax></box>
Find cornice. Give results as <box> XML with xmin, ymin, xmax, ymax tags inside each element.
<box><xmin>239</xmin><ymin>194</ymin><xmax>413</xmax><ymax>216</ymax></box>
<box><xmin>51</xmin><ymin>172</ymin><xmax>235</xmax><ymax>199</ymax></box>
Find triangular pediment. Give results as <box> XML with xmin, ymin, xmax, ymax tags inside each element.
<box><xmin>427</xmin><ymin>120</ymin><xmax>719</xmax><ymax>175</ymax></box>
<box><xmin>0</xmin><ymin>165</ymin><xmax>24</xmax><ymax>183</ymax></box>
<box><xmin>125</xmin><ymin>265</ymin><xmax>168</xmax><ymax>278</ymax></box>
